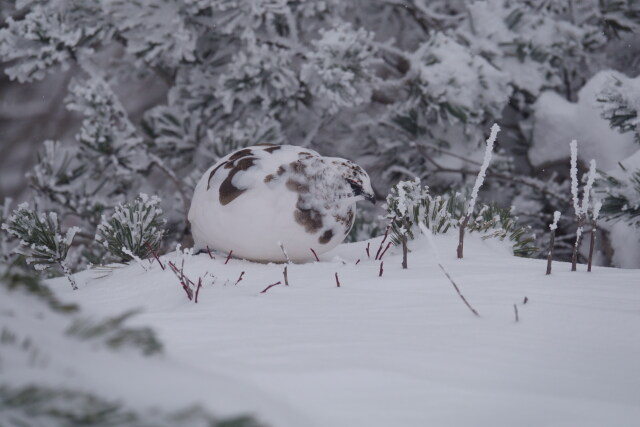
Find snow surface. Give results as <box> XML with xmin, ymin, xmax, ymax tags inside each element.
<box><xmin>46</xmin><ymin>234</ymin><xmax>640</xmax><ymax>427</ymax></box>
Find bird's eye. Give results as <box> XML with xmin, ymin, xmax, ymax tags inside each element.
<box><xmin>347</xmin><ymin>178</ymin><xmax>363</xmax><ymax>194</ymax></box>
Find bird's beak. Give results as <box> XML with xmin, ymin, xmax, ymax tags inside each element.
<box><xmin>365</xmin><ymin>193</ymin><xmax>376</xmax><ymax>204</ymax></box>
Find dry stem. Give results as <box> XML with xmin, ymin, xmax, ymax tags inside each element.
<box><xmin>457</xmin><ymin>214</ymin><xmax>470</xmax><ymax>259</ymax></box>
<box><xmin>546</xmin><ymin>231</ymin><xmax>555</xmax><ymax>275</ymax></box>
<box><xmin>260</xmin><ymin>281</ymin><xmax>281</xmax><ymax>294</ymax></box>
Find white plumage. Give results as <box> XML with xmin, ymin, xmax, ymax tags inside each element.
<box><xmin>188</xmin><ymin>144</ymin><xmax>375</xmax><ymax>262</ymax></box>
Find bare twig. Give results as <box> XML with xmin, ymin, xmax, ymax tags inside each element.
<box><xmin>355</xmin><ymin>259</ymin><xmax>361</xmax><ymax>265</ymax></box>
<box><xmin>145</xmin><ymin>242</ymin><xmax>165</xmax><ymax>270</ymax></box>
<box><xmin>335</xmin><ymin>272</ymin><xmax>341</xmax><ymax>287</ymax></box>
<box><xmin>587</xmin><ymin>222</ymin><xmax>597</xmax><ymax>272</ymax></box>
<box><xmin>437</xmin><ymin>263</ymin><xmax>480</xmax><ymax>317</ymax></box>
<box><xmin>419</xmin><ymin>224</ymin><xmax>480</xmax><ymax>317</ymax></box>
<box><xmin>546</xmin><ymin>232</ymin><xmax>555</xmax><ymax>275</ymax></box>
<box><xmin>375</xmin><ymin>219</ymin><xmax>393</xmax><ymax>260</ymax></box>
<box><xmin>260</xmin><ymin>281</ymin><xmax>281</xmax><ymax>294</ymax></box>
<box><xmin>283</xmin><ymin>266</ymin><xmax>289</xmax><ymax>286</ymax></box>
<box><xmin>167</xmin><ymin>261</ymin><xmax>194</xmax><ymax>300</ymax></box>
<box><xmin>365</xmin><ymin>242</ymin><xmax>371</xmax><ymax>258</ymax></box>
<box><xmin>378</xmin><ymin>242</ymin><xmax>392</xmax><ymax>260</ymax></box>
<box><xmin>379</xmin><ymin>261</ymin><xmax>384</xmax><ymax>277</ymax></box>
<box><xmin>401</xmin><ymin>234</ymin><xmax>408</xmax><ymax>269</ymax></box>
<box><xmin>206</xmin><ymin>246</ymin><xmax>214</xmax><ymax>259</ymax></box>
<box><xmin>234</xmin><ymin>271</ymin><xmax>245</xmax><ymax>286</ymax></box>
<box><xmin>224</xmin><ymin>250</ymin><xmax>233</xmax><ymax>265</ymax></box>
<box><xmin>310</xmin><ymin>248</ymin><xmax>320</xmax><ymax>262</ymax></box>
<box><xmin>195</xmin><ymin>278</ymin><xmax>202</xmax><ymax>303</ymax></box>
<box><xmin>514</xmin><ymin>304</ymin><xmax>519</xmax><ymax>323</ymax></box>
<box><xmin>457</xmin><ymin>214</ymin><xmax>470</xmax><ymax>259</ymax></box>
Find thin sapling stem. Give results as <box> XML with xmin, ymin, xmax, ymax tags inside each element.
<box><xmin>546</xmin><ymin>211</ymin><xmax>561</xmax><ymax>275</ymax></box>
<box><xmin>458</xmin><ymin>123</ymin><xmax>499</xmax><ymax>259</ymax></box>
<box><xmin>260</xmin><ymin>281</ymin><xmax>281</xmax><ymax>293</ymax></box>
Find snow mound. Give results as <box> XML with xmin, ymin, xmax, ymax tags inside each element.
<box><xmin>45</xmin><ymin>234</ymin><xmax>640</xmax><ymax>427</ymax></box>
<box><xmin>530</xmin><ymin>70</ymin><xmax>637</xmax><ymax>170</ymax></box>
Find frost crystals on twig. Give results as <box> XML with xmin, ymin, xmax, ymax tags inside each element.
<box><xmin>457</xmin><ymin>123</ymin><xmax>500</xmax><ymax>259</ymax></box>
<box><xmin>278</xmin><ymin>240</ymin><xmax>291</xmax><ymax>263</ymax></box>
<box><xmin>546</xmin><ymin>211</ymin><xmax>561</xmax><ymax>275</ymax></box>
<box><xmin>569</xmin><ymin>141</ymin><xmax>597</xmax><ymax>272</ymax></box>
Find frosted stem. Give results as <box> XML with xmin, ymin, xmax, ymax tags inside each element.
<box><xmin>467</xmin><ymin>123</ymin><xmax>500</xmax><ymax>215</ymax></box>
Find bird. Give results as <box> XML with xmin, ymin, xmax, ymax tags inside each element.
<box><xmin>188</xmin><ymin>144</ymin><xmax>375</xmax><ymax>263</ymax></box>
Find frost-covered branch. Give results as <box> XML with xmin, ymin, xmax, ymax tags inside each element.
<box><xmin>2</xmin><ymin>204</ymin><xmax>79</xmax><ymax>289</ymax></box>
<box><xmin>95</xmin><ymin>194</ymin><xmax>166</xmax><ymax>263</ymax></box>
<box><xmin>546</xmin><ymin>211</ymin><xmax>561</xmax><ymax>275</ymax></box>
<box><xmin>570</xmin><ymin>140</ymin><xmax>580</xmax><ymax>214</ymax></box>
<box><xmin>458</xmin><ymin>123</ymin><xmax>500</xmax><ymax>259</ymax></box>
<box><xmin>569</xmin><ymin>141</ymin><xmax>597</xmax><ymax>272</ymax></box>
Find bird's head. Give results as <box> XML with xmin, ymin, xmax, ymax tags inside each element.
<box><xmin>340</xmin><ymin>161</ymin><xmax>376</xmax><ymax>204</ymax></box>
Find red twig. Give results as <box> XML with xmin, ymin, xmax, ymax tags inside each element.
<box><xmin>365</xmin><ymin>242</ymin><xmax>370</xmax><ymax>258</ymax></box>
<box><xmin>234</xmin><ymin>271</ymin><xmax>245</xmax><ymax>286</ymax></box>
<box><xmin>144</xmin><ymin>242</ymin><xmax>165</xmax><ymax>270</ymax></box>
<box><xmin>260</xmin><ymin>281</ymin><xmax>281</xmax><ymax>294</ymax></box>
<box><xmin>378</xmin><ymin>242</ymin><xmax>392</xmax><ymax>260</ymax></box>
<box><xmin>224</xmin><ymin>250</ymin><xmax>233</xmax><ymax>264</ymax></box>
<box><xmin>195</xmin><ymin>278</ymin><xmax>202</xmax><ymax>303</ymax></box>
<box><xmin>206</xmin><ymin>246</ymin><xmax>214</xmax><ymax>259</ymax></box>
<box><xmin>375</xmin><ymin>219</ymin><xmax>393</xmax><ymax>260</ymax></box>
<box><xmin>379</xmin><ymin>261</ymin><xmax>384</xmax><ymax>277</ymax></box>
<box><xmin>167</xmin><ymin>261</ymin><xmax>194</xmax><ymax>300</ymax></box>
<box><xmin>335</xmin><ymin>272</ymin><xmax>341</xmax><ymax>287</ymax></box>
<box><xmin>283</xmin><ymin>266</ymin><xmax>289</xmax><ymax>286</ymax></box>
<box><xmin>355</xmin><ymin>259</ymin><xmax>360</xmax><ymax>265</ymax></box>
<box><xmin>310</xmin><ymin>248</ymin><xmax>320</xmax><ymax>262</ymax></box>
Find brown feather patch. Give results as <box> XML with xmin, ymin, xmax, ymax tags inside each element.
<box><xmin>319</xmin><ymin>229</ymin><xmax>334</xmax><ymax>244</ymax></box>
<box><xmin>264</xmin><ymin>145</ymin><xmax>282</xmax><ymax>153</ymax></box>
<box><xmin>294</xmin><ymin>208</ymin><xmax>323</xmax><ymax>233</ymax></box>
<box><xmin>218</xmin><ymin>155</ymin><xmax>257</xmax><ymax>205</ymax></box>
<box><xmin>207</xmin><ymin>162</ymin><xmax>228</xmax><ymax>190</ymax></box>
<box><xmin>227</xmin><ymin>148</ymin><xmax>253</xmax><ymax>162</ymax></box>
<box><xmin>286</xmin><ymin>178</ymin><xmax>309</xmax><ymax>193</ymax></box>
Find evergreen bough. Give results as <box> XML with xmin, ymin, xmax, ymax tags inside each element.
<box><xmin>96</xmin><ymin>194</ymin><xmax>166</xmax><ymax>262</ymax></box>
<box><xmin>385</xmin><ymin>178</ymin><xmax>537</xmax><ymax>264</ymax></box>
<box><xmin>2</xmin><ymin>204</ymin><xmax>79</xmax><ymax>289</ymax></box>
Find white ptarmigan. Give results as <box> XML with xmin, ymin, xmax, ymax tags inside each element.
<box><xmin>188</xmin><ymin>144</ymin><xmax>375</xmax><ymax>262</ymax></box>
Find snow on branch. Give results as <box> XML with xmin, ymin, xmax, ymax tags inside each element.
<box><xmin>549</xmin><ymin>211</ymin><xmax>561</xmax><ymax>231</ymax></box>
<box><xmin>467</xmin><ymin>123</ymin><xmax>500</xmax><ymax>215</ymax></box>
<box><xmin>570</xmin><ymin>140</ymin><xmax>579</xmax><ymax>214</ymax></box>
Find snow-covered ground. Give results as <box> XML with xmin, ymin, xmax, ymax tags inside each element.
<box><xmin>45</xmin><ymin>233</ymin><xmax>640</xmax><ymax>427</ymax></box>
